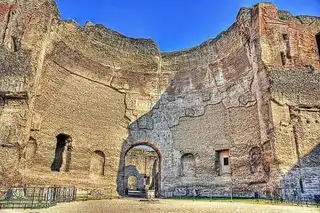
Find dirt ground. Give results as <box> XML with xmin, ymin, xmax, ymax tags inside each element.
<box><xmin>1</xmin><ymin>199</ymin><xmax>319</xmax><ymax>213</ymax></box>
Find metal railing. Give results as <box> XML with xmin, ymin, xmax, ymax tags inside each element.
<box><xmin>0</xmin><ymin>186</ymin><xmax>76</xmax><ymax>209</ymax></box>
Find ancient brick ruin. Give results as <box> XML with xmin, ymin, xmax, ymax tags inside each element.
<box><xmin>0</xmin><ymin>0</ymin><xmax>319</xmax><ymax>201</ymax></box>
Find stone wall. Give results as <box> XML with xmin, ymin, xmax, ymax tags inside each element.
<box><xmin>0</xmin><ymin>0</ymin><xmax>59</xmax><ymax>187</ymax></box>
<box><xmin>18</xmin><ymin>19</ymin><xmax>161</xmax><ymax>190</ymax></box>
<box><xmin>120</xmin><ymin>5</ymin><xmax>269</xmax><ymax>197</ymax></box>
<box><xmin>259</xmin><ymin>3</ymin><xmax>320</xmax><ymax>199</ymax></box>
<box><xmin>269</xmin><ymin>68</ymin><xmax>320</xmax><ymax>200</ymax></box>
<box><xmin>0</xmin><ymin>1</ymin><xmax>319</xmax><ymax>200</ymax></box>
<box><xmin>260</xmin><ymin>3</ymin><xmax>320</xmax><ymax>70</ymax></box>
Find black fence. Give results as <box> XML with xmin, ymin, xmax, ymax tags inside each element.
<box><xmin>0</xmin><ymin>186</ymin><xmax>77</xmax><ymax>209</ymax></box>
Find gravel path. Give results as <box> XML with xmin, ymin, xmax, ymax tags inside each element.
<box><xmin>1</xmin><ymin>199</ymin><xmax>319</xmax><ymax>213</ymax></box>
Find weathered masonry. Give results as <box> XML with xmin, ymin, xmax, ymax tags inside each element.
<box><xmin>0</xmin><ymin>0</ymin><xmax>319</xmax><ymax>200</ymax></box>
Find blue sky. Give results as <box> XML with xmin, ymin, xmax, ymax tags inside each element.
<box><xmin>55</xmin><ymin>0</ymin><xmax>320</xmax><ymax>52</ymax></box>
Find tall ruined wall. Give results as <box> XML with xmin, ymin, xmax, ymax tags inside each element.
<box><xmin>260</xmin><ymin>3</ymin><xmax>320</xmax><ymax>70</ymax></box>
<box><xmin>269</xmin><ymin>68</ymin><xmax>320</xmax><ymax>200</ymax></box>
<box><xmin>1</xmin><ymin>0</ymin><xmax>319</xmax><ymax>200</ymax></box>
<box><xmin>0</xmin><ymin>0</ymin><xmax>163</xmax><ymax>191</ymax></box>
<box><xmin>0</xmin><ymin>0</ymin><xmax>59</xmax><ymax>187</ymax></box>
<box><xmin>258</xmin><ymin>3</ymin><xmax>320</xmax><ymax>200</ymax></box>
<box><xmin>121</xmin><ymin>5</ymin><xmax>273</xmax><ymax>197</ymax></box>
<box><xmin>21</xmin><ymin>20</ymin><xmax>163</xmax><ymax>191</ymax></box>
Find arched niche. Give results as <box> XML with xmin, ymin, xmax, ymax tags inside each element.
<box><xmin>181</xmin><ymin>153</ymin><xmax>196</xmax><ymax>177</ymax></box>
<box><xmin>90</xmin><ymin>150</ymin><xmax>105</xmax><ymax>176</ymax></box>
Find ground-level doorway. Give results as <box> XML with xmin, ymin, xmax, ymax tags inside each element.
<box><xmin>118</xmin><ymin>142</ymin><xmax>161</xmax><ymax>198</ymax></box>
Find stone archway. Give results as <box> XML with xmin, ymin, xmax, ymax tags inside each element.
<box><xmin>123</xmin><ymin>165</ymin><xmax>144</xmax><ymax>192</ymax></box>
<box><xmin>117</xmin><ymin>142</ymin><xmax>161</xmax><ymax>197</ymax></box>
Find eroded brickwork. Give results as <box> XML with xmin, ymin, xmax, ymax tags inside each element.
<box><xmin>0</xmin><ymin>1</ymin><xmax>319</xmax><ymax>200</ymax></box>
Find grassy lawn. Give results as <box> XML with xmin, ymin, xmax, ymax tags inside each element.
<box><xmin>165</xmin><ymin>196</ymin><xmax>318</xmax><ymax>206</ymax></box>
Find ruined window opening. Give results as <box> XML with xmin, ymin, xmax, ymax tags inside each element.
<box><xmin>216</xmin><ymin>150</ymin><xmax>230</xmax><ymax>176</ymax></box>
<box><xmin>11</xmin><ymin>36</ymin><xmax>20</xmax><ymax>52</ymax></box>
<box><xmin>223</xmin><ymin>157</ymin><xmax>229</xmax><ymax>166</ymax></box>
<box><xmin>283</xmin><ymin>34</ymin><xmax>289</xmax><ymax>41</ymax></box>
<box><xmin>316</xmin><ymin>33</ymin><xmax>320</xmax><ymax>59</ymax></box>
<box><xmin>280</xmin><ymin>52</ymin><xmax>286</xmax><ymax>66</ymax></box>
<box><xmin>50</xmin><ymin>133</ymin><xmax>72</xmax><ymax>172</ymax></box>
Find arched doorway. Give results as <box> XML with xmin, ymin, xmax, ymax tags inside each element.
<box><xmin>118</xmin><ymin>142</ymin><xmax>161</xmax><ymax>198</ymax></box>
<box><xmin>90</xmin><ymin>150</ymin><xmax>105</xmax><ymax>176</ymax></box>
<box><xmin>50</xmin><ymin>133</ymin><xmax>72</xmax><ymax>172</ymax></box>
<box><xmin>128</xmin><ymin>176</ymin><xmax>138</xmax><ymax>190</ymax></box>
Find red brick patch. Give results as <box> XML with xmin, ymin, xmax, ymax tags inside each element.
<box><xmin>0</xmin><ymin>4</ymin><xmax>12</xmax><ymax>15</ymax></box>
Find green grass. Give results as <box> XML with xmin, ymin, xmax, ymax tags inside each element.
<box><xmin>165</xmin><ymin>196</ymin><xmax>318</xmax><ymax>207</ymax></box>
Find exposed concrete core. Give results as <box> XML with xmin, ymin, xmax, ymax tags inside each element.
<box><xmin>0</xmin><ymin>0</ymin><xmax>319</xmax><ymax>201</ymax></box>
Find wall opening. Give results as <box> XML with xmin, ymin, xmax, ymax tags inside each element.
<box><xmin>316</xmin><ymin>33</ymin><xmax>320</xmax><ymax>59</ymax></box>
<box><xmin>223</xmin><ymin>157</ymin><xmax>229</xmax><ymax>166</ymax></box>
<box><xmin>128</xmin><ymin>176</ymin><xmax>138</xmax><ymax>190</ymax></box>
<box><xmin>11</xmin><ymin>36</ymin><xmax>20</xmax><ymax>52</ymax></box>
<box><xmin>50</xmin><ymin>133</ymin><xmax>72</xmax><ymax>172</ymax></box>
<box><xmin>280</xmin><ymin>51</ymin><xmax>286</xmax><ymax>66</ymax></box>
<box><xmin>283</xmin><ymin>34</ymin><xmax>292</xmax><ymax>59</ymax></box>
<box><xmin>216</xmin><ymin>150</ymin><xmax>230</xmax><ymax>176</ymax></box>
<box><xmin>181</xmin><ymin>153</ymin><xmax>196</xmax><ymax>177</ymax></box>
<box><xmin>90</xmin><ymin>150</ymin><xmax>105</xmax><ymax>176</ymax></box>
<box><xmin>121</xmin><ymin>142</ymin><xmax>161</xmax><ymax>198</ymax></box>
